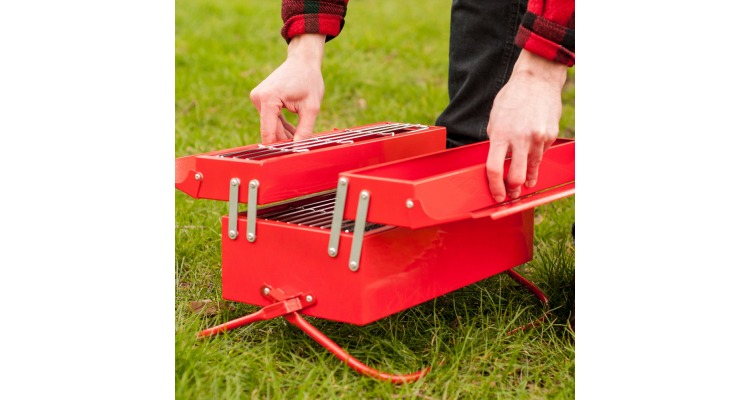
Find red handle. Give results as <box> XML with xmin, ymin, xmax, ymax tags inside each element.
<box><xmin>470</xmin><ymin>182</ymin><xmax>575</xmax><ymax>221</ymax></box>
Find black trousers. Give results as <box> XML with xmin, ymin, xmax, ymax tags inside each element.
<box><xmin>436</xmin><ymin>0</ymin><xmax>528</xmax><ymax>149</ymax></box>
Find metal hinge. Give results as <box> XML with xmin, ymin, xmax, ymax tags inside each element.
<box><xmin>228</xmin><ymin>178</ymin><xmax>240</xmax><ymax>239</ymax></box>
<box><xmin>228</xmin><ymin>178</ymin><xmax>259</xmax><ymax>242</ymax></box>
<box><xmin>246</xmin><ymin>179</ymin><xmax>259</xmax><ymax>242</ymax></box>
<box><xmin>348</xmin><ymin>190</ymin><xmax>370</xmax><ymax>272</ymax></box>
<box><xmin>327</xmin><ymin>177</ymin><xmax>349</xmax><ymax>257</ymax></box>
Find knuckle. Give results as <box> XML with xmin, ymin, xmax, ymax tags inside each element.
<box><xmin>485</xmin><ymin>162</ymin><xmax>503</xmax><ymax>178</ymax></box>
<box><xmin>528</xmin><ymin>157</ymin><xmax>542</xmax><ymax>168</ymax></box>
<box><xmin>531</xmin><ymin>130</ymin><xmax>546</xmax><ymax>143</ymax></box>
<box><xmin>506</xmin><ymin>173</ymin><xmax>525</xmax><ymax>187</ymax></box>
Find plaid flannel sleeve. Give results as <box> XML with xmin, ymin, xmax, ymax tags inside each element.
<box><xmin>281</xmin><ymin>0</ymin><xmax>349</xmax><ymax>43</ymax></box>
<box><xmin>515</xmin><ymin>0</ymin><xmax>575</xmax><ymax>66</ymax></box>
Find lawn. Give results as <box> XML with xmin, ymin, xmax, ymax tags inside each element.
<box><xmin>175</xmin><ymin>0</ymin><xmax>575</xmax><ymax>398</ymax></box>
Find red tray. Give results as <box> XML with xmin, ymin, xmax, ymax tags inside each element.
<box><xmin>338</xmin><ymin>138</ymin><xmax>575</xmax><ymax>228</ymax></box>
<box><xmin>175</xmin><ymin>122</ymin><xmax>446</xmax><ymax>205</ymax></box>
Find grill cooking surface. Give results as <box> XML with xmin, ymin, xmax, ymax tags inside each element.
<box><xmin>257</xmin><ymin>193</ymin><xmax>384</xmax><ymax>232</ymax></box>
<box><xmin>217</xmin><ymin>123</ymin><xmax>427</xmax><ymax>160</ymax></box>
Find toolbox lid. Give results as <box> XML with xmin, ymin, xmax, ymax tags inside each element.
<box><xmin>175</xmin><ymin>122</ymin><xmax>447</xmax><ymax>205</ymax></box>
<box><xmin>338</xmin><ymin>138</ymin><xmax>575</xmax><ymax>229</ymax></box>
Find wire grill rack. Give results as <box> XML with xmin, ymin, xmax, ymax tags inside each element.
<box><xmin>217</xmin><ymin>123</ymin><xmax>428</xmax><ymax>160</ymax></box>
<box><xmin>256</xmin><ymin>193</ymin><xmax>384</xmax><ymax>232</ymax></box>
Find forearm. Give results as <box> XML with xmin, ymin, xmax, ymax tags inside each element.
<box><xmin>511</xmin><ymin>50</ymin><xmax>567</xmax><ymax>90</ymax></box>
<box><xmin>287</xmin><ymin>33</ymin><xmax>326</xmax><ymax>66</ymax></box>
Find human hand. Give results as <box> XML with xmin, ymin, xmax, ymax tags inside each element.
<box><xmin>250</xmin><ymin>34</ymin><xmax>326</xmax><ymax>144</ymax></box>
<box><xmin>485</xmin><ymin>50</ymin><xmax>568</xmax><ymax>202</ymax></box>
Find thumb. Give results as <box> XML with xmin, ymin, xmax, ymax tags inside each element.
<box><xmin>294</xmin><ymin>104</ymin><xmax>320</xmax><ymax>141</ymax></box>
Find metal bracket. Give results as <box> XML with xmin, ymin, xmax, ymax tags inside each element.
<box><xmin>327</xmin><ymin>177</ymin><xmax>349</xmax><ymax>257</ymax></box>
<box><xmin>348</xmin><ymin>190</ymin><xmax>370</xmax><ymax>272</ymax></box>
<box><xmin>228</xmin><ymin>178</ymin><xmax>240</xmax><ymax>240</ymax></box>
<box><xmin>246</xmin><ymin>179</ymin><xmax>259</xmax><ymax>242</ymax></box>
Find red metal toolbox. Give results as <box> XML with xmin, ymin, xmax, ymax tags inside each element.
<box><xmin>175</xmin><ymin>122</ymin><xmax>575</xmax><ymax>383</ymax></box>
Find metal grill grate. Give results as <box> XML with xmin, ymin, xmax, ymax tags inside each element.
<box><xmin>257</xmin><ymin>193</ymin><xmax>384</xmax><ymax>233</ymax></box>
<box><xmin>217</xmin><ymin>123</ymin><xmax>427</xmax><ymax>160</ymax></box>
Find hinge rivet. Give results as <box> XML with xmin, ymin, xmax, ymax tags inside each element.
<box><xmin>230</xmin><ymin>179</ymin><xmax>239</xmax><ymax>186</ymax></box>
<box><xmin>328</xmin><ymin>248</ymin><xmax>336</xmax><ymax>256</ymax></box>
<box><xmin>195</xmin><ymin>173</ymin><xmax>202</xmax><ymax>181</ymax></box>
<box><xmin>262</xmin><ymin>287</ymin><xmax>270</xmax><ymax>295</ymax></box>
<box><xmin>361</xmin><ymin>192</ymin><xmax>369</xmax><ymax>199</ymax></box>
<box><xmin>249</xmin><ymin>180</ymin><xmax>259</xmax><ymax>189</ymax></box>
<box><xmin>228</xmin><ymin>230</ymin><xmax>237</xmax><ymax>239</ymax></box>
<box><xmin>247</xmin><ymin>233</ymin><xmax>255</xmax><ymax>242</ymax></box>
<box><xmin>349</xmin><ymin>261</ymin><xmax>358</xmax><ymax>271</ymax></box>
<box><xmin>305</xmin><ymin>295</ymin><xmax>313</xmax><ymax>303</ymax></box>
<box><xmin>339</xmin><ymin>178</ymin><xmax>347</xmax><ymax>186</ymax></box>
<box><xmin>406</xmin><ymin>199</ymin><xmax>414</xmax><ymax>208</ymax></box>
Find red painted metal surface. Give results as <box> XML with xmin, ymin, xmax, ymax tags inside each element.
<box><xmin>197</xmin><ymin>289</ymin><xmax>316</xmax><ymax>338</ymax></box>
<box><xmin>339</xmin><ymin>138</ymin><xmax>574</xmax><ymax>229</ymax></box>
<box><xmin>175</xmin><ymin>122</ymin><xmax>446</xmax><ymax>205</ymax></box>
<box><xmin>221</xmin><ymin>207</ymin><xmax>534</xmax><ymax>325</ymax></box>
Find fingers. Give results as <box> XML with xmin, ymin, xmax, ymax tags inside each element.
<box><xmin>259</xmin><ymin>98</ymin><xmax>283</xmax><ymax>144</ymax></box>
<box><xmin>250</xmin><ymin>88</ymin><xmax>285</xmax><ymax>144</ymax></box>
<box><xmin>274</xmin><ymin>116</ymin><xmax>289</xmax><ymax>142</ymax></box>
<box><xmin>273</xmin><ymin>114</ymin><xmax>295</xmax><ymax>141</ymax></box>
<box><xmin>525</xmin><ymin>141</ymin><xmax>544</xmax><ymax>188</ymax></box>
<box><xmin>279</xmin><ymin>114</ymin><xmax>296</xmax><ymax>140</ymax></box>
<box><xmin>505</xmin><ymin>144</ymin><xmax>528</xmax><ymax>199</ymax></box>
<box><xmin>486</xmin><ymin>141</ymin><xmax>509</xmax><ymax>202</ymax></box>
<box><xmin>294</xmin><ymin>104</ymin><xmax>320</xmax><ymax>141</ymax></box>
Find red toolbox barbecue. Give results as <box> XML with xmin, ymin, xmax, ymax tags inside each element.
<box><xmin>175</xmin><ymin>122</ymin><xmax>575</xmax><ymax>383</ymax></box>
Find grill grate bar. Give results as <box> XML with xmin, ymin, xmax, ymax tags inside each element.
<box><xmin>217</xmin><ymin>123</ymin><xmax>427</xmax><ymax>159</ymax></box>
<box><xmin>281</xmin><ymin>206</ymin><xmax>336</xmax><ymax>224</ymax></box>
<box><xmin>235</xmin><ymin>125</ymin><xmax>419</xmax><ymax>160</ymax></box>
<box><xmin>291</xmin><ymin>214</ymin><xmax>336</xmax><ymax>226</ymax></box>
<box><xmin>266</xmin><ymin>199</ymin><xmax>334</xmax><ymax>218</ymax></box>
<box><xmin>221</xmin><ymin>123</ymin><xmax>411</xmax><ymax>158</ymax></box>
<box><xmin>257</xmin><ymin>198</ymin><xmax>336</xmax><ymax>220</ymax></box>
<box><xmin>258</xmin><ymin>192</ymin><xmax>387</xmax><ymax>232</ymax></box>
<box><xmin>239</xmin><ymin>129</ymin><xmax>409</xmax><ymax>160</ymax></box>
<box><xmin>272</xmin><ymin>204</ymin><xmax>336</xmax><ymax>223</ymax></box>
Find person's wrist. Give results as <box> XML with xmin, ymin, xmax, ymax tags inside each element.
<box><xmin>511</xmin><ymin>49</ymin><xmax>567</xmax><ymax>89</ymax></box>
<box><xmin>287</xmin><ymin>34</ymin><xmax>326</xmax><ymax>66</ymax></box>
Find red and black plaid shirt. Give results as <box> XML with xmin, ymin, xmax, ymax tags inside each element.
<box><xmin>515</xmin><ymin>0</ymin><xmax>575</xmax><ymax>66</ymax></box>
<box><xmin>281</xmin><ymin>0</ymin><xmax>574</xmax><ymax>66</ymax></box>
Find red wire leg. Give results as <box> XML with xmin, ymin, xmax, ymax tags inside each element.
<box><xmin>196</xmin><ymin>286</ymin><xmax>429</xmax><ymax>383</ymax></box>
<box><xmin>197</xmin><ymin>294</ymin><xmax>310</xmax><ymax>338</ymax></box>
<box><xmin>284</xmin><ymin>312</ymin><xmax>430</xmax><ymax>384</ymax></box>
<box><xmin>505</xmin><ymin>268</ymin><xmax>550</xmax><ymax>335</ymax></box>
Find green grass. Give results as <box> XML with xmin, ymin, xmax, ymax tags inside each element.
<box><xmin>176</xmin><ymin>0</ymin><xmax>575</xmax><ymax>398</ymax></box>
